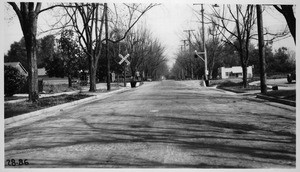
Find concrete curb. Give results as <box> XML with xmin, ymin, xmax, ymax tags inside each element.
<box><xmin>5</xmin><ymin>98</ymin><xmax>28</xmax><ymax>104</ymax></box>
<box><xmin>5</xmin><ymin>87</ymin><xmax>131</xmax><ymax>129</ymax></box>
<box><xmin>256</xmin><ymin>94</ymin><xmax>296</xmax><ymax>107</ymax></box>
<box><xmin>5</xmin><ymin>90</ymin><xmax>81</xmax><ymax>104</ymax></box>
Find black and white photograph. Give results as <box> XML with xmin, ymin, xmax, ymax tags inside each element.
<box><xmin>2</xmin><ymin>0</ymin><xmax>298</xmax><ymax>170</ymax></box>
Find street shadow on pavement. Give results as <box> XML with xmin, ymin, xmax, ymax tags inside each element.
<box><xmin>5</xmin><ymin>81</ymin><xmax>296</xmax><ymax>168</ymax></box>
<box><xmin>5</xmin><ymin>112</ymin><xmax>295</xmax><ymax>168</ymax></box>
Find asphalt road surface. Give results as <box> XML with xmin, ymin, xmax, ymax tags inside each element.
<box><xmin>5</xmin><ymin>80</ymin><xmax>296</xmax><ymax>168</ymax></box>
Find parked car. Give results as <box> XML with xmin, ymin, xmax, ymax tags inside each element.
<box><xmin>287</xmin><ymin>71</ymin><xmax>296</xmax><ymax>83</ymax></box>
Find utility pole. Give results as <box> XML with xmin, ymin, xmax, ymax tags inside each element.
<box><xmin>193</xmin><ymin>3</ymin><xmax>208</xmax><ymax>84</ymax></box>
<box><xmin>201</xmin><ymin>4</ymin><xmax>208</xmax><ymax>84</ymax></box>
<box><xmin>182</xmin><ymin>40</ymin><xmax>188</xmax><ymax>51</ymax></box>
<box><xmin>256</xmin><ymin>5</ymin><xmax>267</xmax><ymax>94</ymax></box>
<box><xmin>104</xmin><ymin>3</ymin><xmax>110</xmax><ymax>91</ymax></box>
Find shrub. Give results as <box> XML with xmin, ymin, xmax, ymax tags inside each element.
<box><xmin>4</xmin><ymin>65</ymin><xmax>27</xmax><ymax>97</ymax></box>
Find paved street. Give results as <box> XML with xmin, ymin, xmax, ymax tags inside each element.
<box><xmin>5</xmin><ymin>80</ymin><xmax>296</xmax><ymax>168</ymax></box>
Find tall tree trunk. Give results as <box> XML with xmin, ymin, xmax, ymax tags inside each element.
<box><xmin>209</xmin><ymin>54</ymin><xmax>216</xmax><ymax>79</ymax></box>
<box><xmin>68</xmin><ymin>75</ymin><xmax>72</xmax><ymax>88</ymax></box>
<box><xmin>9</xmin><ymin>2</ymin><xmax>42</xmax><ymax>102</ymax></box>
<box><xmin>25</xmin><ymin>33</ymin><xmax>39</xmax><ymax>102</ymax></box>
<box><xmin>24</xmin><ymin>7</ymin><xmax>39</xmax><ymax>102</ymax></box>
<box><xmin>238</xmin><ymin>50</ymin><xmax>248</xmax><ymax>88</ymax></box>
<box><xmin>89</xmin><ymin>57</ymin><xmax>97</xmax><ymax>92</ymax></box>
<box><xmin>242</xmin><ymin>64</ymin><xmax>248</xmax><ymax>88</ymax></box>
<box><xmin>131</xmin><ymin>68</ymin><xmax>136</xmax><ymax>80</ymax></box>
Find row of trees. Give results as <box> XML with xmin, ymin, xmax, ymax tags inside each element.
<box><xmin>6</xmin><ymin>2</ymin><xmax>165</xmax><ymax>102</ymax></box>
<box><xmin>5</xmin><ymin>26</ymin><xmax>168</xmax><ymax>84</ymax></box>
<box><xmin>171</xmin><ymin>40</ymin><xmax>295</xmax><ymax>79</ymax></box>
<box><xmin>4</xmin><ymin>31</ymin><xmax>88</xmax><ymax>87</ymax></box>
<box><xmin>171</xmin><ymin>4</ymin><xmax>295</xmax><ymax>87</ymax></box>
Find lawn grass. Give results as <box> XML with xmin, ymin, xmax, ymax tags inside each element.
<box><xmin>214</xmin><ymin>79</ymin><xmax>296</xmax><ymax>101</ymax></box>
<box><xmin>5</xmin><ymin>84</ymin><xmax>84</xmax><ymax>102</ymax></box>
<box><xmin>43</xmin><ymin>83</ymin><xmax>82</xmax><ymax>93</ymax></box>
<box><xmin>215</xmin><ymin>80</ymin><xmax>262</xmax><ymax>93</ymax></box>
<box><xmin>5</xmin><ymin>94</ymin><xmax>92</xmax><ymax>119</ymax></box>
<box><xmin>264</xmin><ymin>90</ymin><xmax>296</xmax><ymax>101</ymax></box>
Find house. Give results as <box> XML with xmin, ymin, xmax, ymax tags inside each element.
<box><xmin>218</xmin><ymin>66</ymin><xmax>253</xmax><ymax>79</ymax></box>
<box><xmin>4</xmin><ymin>62</ymin><xmax>28</xmax><ymax>76</ymax></box>
<box><xmin>38</xmin><ymin>68</ymin><xmax>47</xmax><ymax>77</ymax></box>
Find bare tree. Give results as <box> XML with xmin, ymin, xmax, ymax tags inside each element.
<box><xmin>124</xmin><ymin>26</ymin><xmax>167</xmax><ymax>81</ymax></box>
<box><xmin>210</xmin><ymin>5</ymin><xmax>256</xmax><ymax>87</ymax></box>
<box><xmin>63</xmin><ymin>3</ymin><xmax>157</xmax><ymax>91</ymax></box>
<box><xmin>144</xmin><ymin>39</ymin><xmax>167</xmax><ymax>80</ymax></box>
<box><xmin>173</xmin><ymin>51</ymin><xmax>191</xmax><ymax>79</ymax></box>
<box><xmin>190</xmin><ymin>22</ymin><xmax>225</xmax><ymax>79</ymax></box>
<box><xmin>126</xmin><ymin>28</ymin><xmax>151</xmax><ymax>78</ymax></box>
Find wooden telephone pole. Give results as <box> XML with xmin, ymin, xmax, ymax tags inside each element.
<box><xmin>256</xmin><ymin>5</ymin><xmax>267</xmax><ymax>94</ymax></box>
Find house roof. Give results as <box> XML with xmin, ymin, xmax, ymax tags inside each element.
<box><xmin>5</xmin><ymin>62</ymin><xmax>28</xmax><ymax>76</ymax></box>
<box><xmin>5</xmin><ymin>62</ymin><xmax>21</xmax><ymax>67</ymax></box>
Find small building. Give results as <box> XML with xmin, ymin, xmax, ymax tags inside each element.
<box><xmin>4</xmin><ymin>62</ymin><xmax>28</xmax><ymax>76</ymax></box>
<box><xmin>218</xmin><ymin>66</ymin><xmax>253</xmax><ymax>79</ymax></box>
<box><xmin>38</xmin><ymin>68</ymin><xmax>47</xmax><ymax>77</ymax></box>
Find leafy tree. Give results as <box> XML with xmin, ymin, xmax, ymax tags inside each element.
<box><xmin>44</xmin><ymin>52</ymin><xmax>65</xmax><ymax>78</ymax></box>
<box><xmin>4</xmin><ymin>38</ymin><xmax>28</xmax><ymax>70</ymax></box>
<box><xmin>58</xmin><ymin>29</ymin><xmax>83</xmax><ymax>87</ymax></box>
<box><xmin>267</xmin><ymin>47</ymin><xmax>295</xmax><ymax>74</ymax></box>
<box><xmin>43</xmin><ymin>30</ymin><xmax>88</xmax><ymax>86</ymax></box>
<box><xmin>248</xmin><ymin>43</ymin><xmax>273</xmax><ymax>75</ymax></box>
<box><xmin>38</xmin><ymin>35</ymin><xmax>56</xmax><ymax>68</ymax></box>
<box><xmin>5</xmin><ymin>35</ymin><xmax>56</xmax><ymax>70</ymax></box>
<box><xmin>4</xmin><ymin>65</ymin><xmax>27</xmax><ymax>97</ymax></box>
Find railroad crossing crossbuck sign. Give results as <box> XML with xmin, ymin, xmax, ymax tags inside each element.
<box><xmin>118</xmin><ymin>54</ymin><xmax>130</xmax><ymax>65</ymax></box>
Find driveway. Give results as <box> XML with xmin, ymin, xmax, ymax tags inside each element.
<box><xmin>5</xmin><ymin>80</ymin><xmax>296</xmax><ymax>168</ymax></box>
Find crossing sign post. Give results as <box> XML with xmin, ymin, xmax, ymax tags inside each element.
<box><xmin>118</xmin><ymin>54</ymin><xmax>130</xmax><ymax>65</ymax></box>
<box><xmin>118</xmin><ymin>54</ymin><xmax>130</xmax><ymax>87</ymax></box>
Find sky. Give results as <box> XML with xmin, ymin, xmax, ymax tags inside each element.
<box><xmin>142</xmin><ymin>2</ymin><xmax>296</xmax><ymax>67</ymax></box>
<box><xmin>2</xmin><ymin>0</ymin><xmax>297</xmax><ymax>69</ymax></box>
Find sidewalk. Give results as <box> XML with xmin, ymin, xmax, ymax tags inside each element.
<box><xmin>5</xmin><ymin>82</ymin><xmax>143</xmax><ymax>129</ymax></box>
<box><xmin>5</xmin><ymin>82</ymin><xmax>139</xmax><ymax>104</ymax></box>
